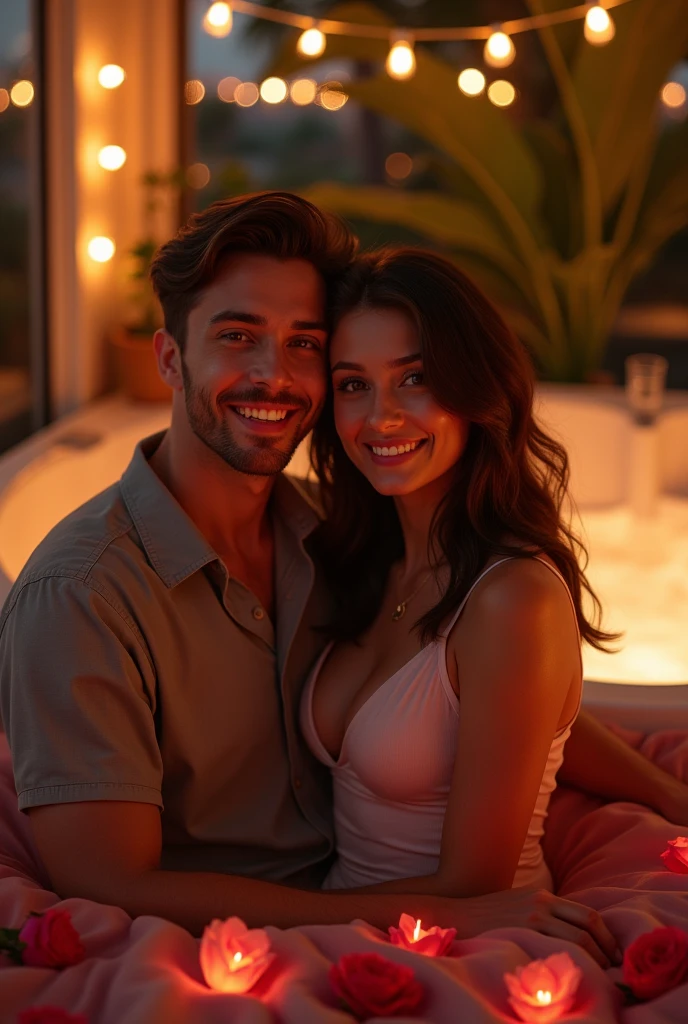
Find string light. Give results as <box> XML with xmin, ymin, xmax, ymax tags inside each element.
<box><xmin>458</xmin><ymin>68</ymin><xmax>486</xmax><ymax>96</ymax></box>
<box><xmin>297</xmin><ymin>25</ymin><xmax>326</xmax><ymax>58</ymax></box>
<box><xmin>0</xmin><ymin>88</ymin><xmax>9</xmax><ymax>113</ymax></box>
<box><xmin>484</xmin><ymin>29</ymin><xmax>515</xmax><ymax>68</ymax></box>
<box><xmin>290</xmin><ymin>78</ymin><xmax>317</xmax><ymax>105</ymax></box>
<box><xmin>661</xmin><ymin>81</ymin><xmax>686</xmax><ymax>108</ymax></box>
<box><xmin>97</xmin><ymin>64</ymin><xmax>125</xmax><ymax>89</ymax></box>
<box><xmin>584</xmin><ymin>5</ymin><xmax>616</xmax><ymax>45</ymax></box>
<box><xmin>260</xmin><ymin>77</ymin><xmax>288</xmax><ymax>103</ymax></box>
<box><xmin>234</xmin><ymin>82</ymin><xmax>259</xmax><ymax>107</ymax></box>
<box><xmin>487</xmin><ymin>79</ymin><xmax>516</xmax><ymax>107</ymax></box>
<box><xmin>318</xmin><ymin>82</ymin><xmax>348</xmax><ymax>110</ymax></box>
<box><xmin>203</xmin><ymin>2</ymin><xmax>233</xmax><ymax>38</ymax></box>
<box><xmin>97</xmin><ymin>145</ymin><xmax>126</xmax><ymax>170</ymax></box>
<box><xmin>386</xmin><ymin>33</ymin><xmax>416</xmax><ymax>80</ymax></box>
<box><xmin>184</xmin><ymin>80</ymin><xmax>205</xmax><ymax>104</ymax></box>
<box><xmin>217</xmin><ymin>76</ymin><xmax>240</xmax><ymax>102</ymax></box>
<box><xmin>10</xmin><ymin>80</ymin><xmax>34</xmax><ymax>107</ymax></box>
<box><xmin>87</xmin><ymin>237</ymin><xmax>115</xmax><ymax>262</ymax></box>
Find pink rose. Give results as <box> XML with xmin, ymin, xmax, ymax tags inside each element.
<box><xmin>329</xmin><ymin>952</ymin><xmax>424</xmax><ymax>1018</ymax></box>
<box><xmin>388</xmin><ymin>913</ymin><xmax>456</xmax><ymax>957</ymax></box>
<box><xmin>18</xmin><ymin>1008</ymin><xmax>87</xmax><ymax>1024</ymax></box>
<box><xmin>18</xmin><ymin>910</ymin><xmax>85</xmax><ymax>969</ymax></box>
<box><xmin>622</xmin><ymin>926</ymin><xmax>688</xmax><ymax>1001</ymax></box>
<box><xmin>199</xmin><ymin>916</ymin><xmax>274</xmax><ymax>993</ymax></box>
<box><xmin>661</xmin><ymin>837</ymin><xmax>688</xmax><ymax>874</ymax></box>
<box><xmin>504</xmin><ymin>952</ymin><xmax>582</xmax><ymax>1023</ymax></box>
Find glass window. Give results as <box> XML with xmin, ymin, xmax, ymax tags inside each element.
<box><xmin>0</xmin><ymin>0</ymin><xmax>43</xmax><ymax>453</ymax></box>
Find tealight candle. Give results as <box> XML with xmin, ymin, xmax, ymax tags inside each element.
<box><xmin>200</xmin><ymin>916</ymin><xmax>275</xmax><ymax>994</ymax></box>
<box><xmin>389</xmin><ymin>913</ymin><xmax>456</xmax><ymax>957</ymax></box>
<box><xmin>504</xmin><ymin>952</ymin><xmax>581</xmax><ymax>1023</ymax></box>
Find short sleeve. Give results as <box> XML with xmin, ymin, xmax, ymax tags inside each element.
<box><xmin>0</xmin><ymin>575</ymin><xmax>163</xmax><ymax>811</ymax></box>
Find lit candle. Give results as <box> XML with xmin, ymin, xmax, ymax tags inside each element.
<box><xmin>504</xmin><ymin>952</ymin><xmax>582</xmax><ymax>1023</ymax></box>
<box><xmin>200</xmin><ymin>916</ymin><xmax>275</xmax><ymax>994</ymax></box>
<box><xmin>389</xmin><ymin>913</ymin><xmax>456</xmax><ymax>957</ymax></box>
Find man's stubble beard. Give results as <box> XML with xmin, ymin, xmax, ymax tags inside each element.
<box><xmin>180</xmin><ymin>357</ymin><xmax>310</xmax><ymax>477</ymax></box>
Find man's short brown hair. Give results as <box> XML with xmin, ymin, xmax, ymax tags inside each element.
<box><xmin>150</xmin><ymin>191</ymin><xmax>358</xmax><ymax>350</ymax></box>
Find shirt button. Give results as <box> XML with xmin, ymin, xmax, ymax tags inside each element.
<box><xmin>252</xmin><ymin>606</ymin><xmax>265</xmax><ymax>621</ymax></box>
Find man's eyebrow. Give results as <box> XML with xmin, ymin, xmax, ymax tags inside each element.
<box><xmin>331</xmin><ymin>353</ymin><xmax>422</xmax><ymax>373</ymax></box>
<box><xmin>206</xmin><ymin>311</ymin><xmax>327</xmax><ymax>332</ymax></box>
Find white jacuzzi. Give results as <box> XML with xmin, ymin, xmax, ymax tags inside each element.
<box><xmin>0</xmin><ymin>387</ymin><xmax>687</xmax><ymax>730</ymax></box>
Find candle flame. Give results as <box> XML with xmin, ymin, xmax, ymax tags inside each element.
<box><xmin>233</xmin><ymin>951</ymin><xmax>243</xmax><ymax>963</ymax></box>
<box><xmin>536</xmin><ymin>990</ymin><xmax>552</xmax><ymax>1005</ymax></box>
<box><xmin>413</xmin><ymin>919</ymin><xmax>421</xmax><ymax>941</ymax></box>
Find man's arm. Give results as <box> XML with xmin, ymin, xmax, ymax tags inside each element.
<box><xmin>559</xmin><ymin>708</ymin><xmax>688</xmax><ymax>823</ymax></box>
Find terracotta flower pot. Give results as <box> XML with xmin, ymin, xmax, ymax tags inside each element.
<box><xmin>111</xmin><ymin>326</ymin><xmax>172</xmax><ymax>403</ymax></box>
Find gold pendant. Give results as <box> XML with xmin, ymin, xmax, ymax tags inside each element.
<box><xmin>392</xmin><ymin>602</ymin><xmax>406</xmax><ymax>621</ymax></box>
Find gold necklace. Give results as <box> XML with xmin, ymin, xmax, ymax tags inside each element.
<box><xmin>391</xmin><ymin>570</ymin><xmax>433</xmax><ymax>621</ymax></box>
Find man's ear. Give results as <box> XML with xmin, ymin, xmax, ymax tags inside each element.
<box><xmin>154</xmin><ymin>329</ymin><xmax>184</xmax><ymax>391</ymax></box>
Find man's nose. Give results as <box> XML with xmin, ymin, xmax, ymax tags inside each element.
<box><xmin>248</xmin><ymin>341</ymin><xmax>294</xmax><ymax>390</ymax></box>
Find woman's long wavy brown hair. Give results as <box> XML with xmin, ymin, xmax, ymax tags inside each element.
<box><xmin>311</xmin><ymin>246</ymin><xmax>618</xmax><ymax>651</ymax></box>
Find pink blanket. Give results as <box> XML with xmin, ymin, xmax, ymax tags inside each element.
<box><xmin>1</xmin><ymin>729</ymin><xmax>687</xmax><ymax>1023</ymax></box>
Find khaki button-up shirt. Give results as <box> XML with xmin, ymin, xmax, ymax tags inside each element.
<box><xmin>0</xmin><ymin>431</ymin><xmax>334</xmax><ymax>885</ymax></box>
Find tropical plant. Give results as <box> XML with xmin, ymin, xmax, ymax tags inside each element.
<box><xmin>271</xmin><ymin>0</ymin><xmax>688</xmax><ymax>381</ymax></box>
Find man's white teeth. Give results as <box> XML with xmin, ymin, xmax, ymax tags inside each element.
<box><xmin>371</xmin><ymin>441</ymin><xmax>419</xmax><ymax>457</ymax></box>
<box><xmin>237</xmin><ymin>407</ymin><xmax>288</xmax><ymax>421</ymax></box>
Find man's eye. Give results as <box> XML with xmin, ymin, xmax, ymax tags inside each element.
<box><xmin>290</xmin><ymin>337</ymin><xmax>319</xmax><ymax>350</ymax></box>
<box><xmin>335</xmin><ymin>377</ymin><xmax>367</xmax><ymax>393</ymax></box>
<box><xmin>220</xmin><ymin>330</ymin><xmax>250</xmax><ymax>343</ymax></box>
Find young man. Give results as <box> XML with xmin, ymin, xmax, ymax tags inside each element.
<box><xmin>0</xmin><ymin>193</ymin><xmax>681</xmax><ymax>965</ymax></box>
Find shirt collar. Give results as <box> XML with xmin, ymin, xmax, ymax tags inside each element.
<box><xmin>119</xmin><ymin>430</ymin><xmax>322</xmax><ymax>588</ymax></box>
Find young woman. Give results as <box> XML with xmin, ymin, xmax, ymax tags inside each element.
<box><xmin>301</xmin><ymin>246</ymin><xmax>618</xmax><ymax>899</ymax></box>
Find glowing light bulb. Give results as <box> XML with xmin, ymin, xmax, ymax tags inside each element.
<box><xmin>386</xmin><ymin>36</ymin><xmax>416</xmax><ymax>81</ymax></box>
<box><xmin>87</xmin><ymin>237</ymin><xmax>115</xmax><ymax>262</ymax></box>
<box><xmin>98</xmin><ymin>64</ymin><xmax>125</xmax><ymax>89</ymax></box>
<box><xmin>290</xmin><ymin>78</ymin><xmax>317</xmax><ymax>105</ymax></box>
<box><xmin>536</xmin><ymin>990</ymin><xmax>553</xmax><ymax>1005</ymax></box>
<box><xmin>487</xmin><ymin>79</ymin><xmax>516</xmax><ymax>107</ymax></box>
<box><xmin>10</xmin><ymin>80</ymin><xmax>34</xmax><ymax>107</ymax></box>
<box><xmin>484</xmin><ymin>30</ymin><xmax>515</xmax><ymax>68</ymax></box>
<box><xmin>97</xmin><ymin>145</ymin><xmax>126</xmax><ymax>171</ymax></box>
<box><xmin>584</xmin><ymin>6</ymin><xmax>615</xmax><ymax>45</ymax></box>
<box><xmin>458</xmin><ymin>68</ymin><xmax>486</xmax><ymax>97</ymax></box>
<box><xmin>297</xmin><ymin>26</ymin><xmax>326</xmax><ymax>58</ymax></box>
<box><xmin>203</xmin><ymin>2</ymin><xmax>232</xmax><ymax>38</ymax></box>
<box><xmin>661</xmin><ymin>81</ymin><xmax>686</xmax><ymax>108</ymax></box>
<box><xmin>260</xmin><ymin>77</ymin><xmax>288</xmax><ymax>104</ymax></box>
<box><xmin>413</xmin><ymin>919</ymin><xmax>421</xmax><ymax>941</ymax></box>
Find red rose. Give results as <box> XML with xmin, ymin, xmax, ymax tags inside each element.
<box><xmin>622</xmin><ymin>926</ymin><xmax>688</xmax><ymax>1001</ymax></box>
<box><xmin>18</xmin><ymin>1008</ymin><xmax>87</xmax><ymax>1024</ymax></box>
<box><xmin>329</xmin><ymin>952</ymin><xmax>424</xmax><ymax>1018</ymax></box>
<box><xmin>18</xmin><ymin>910</ymin><xmax>85</xmax><ymax>969</ymax></box>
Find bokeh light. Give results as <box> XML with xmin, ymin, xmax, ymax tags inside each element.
<box><xmin>87</xmin><ymin>237</ymin><xmax>115</xmax><ymax>262</ymax></box>
<box><xmin>487</xmin><ymin>79</ymin><xmax>516</xmax><ymax>107</ymax></box>
<box><xmin>297</xmin><ymin>27</ymin><xmax>326</xmax><ymax>58</ymax></box>
<box><xmin>584</xmin><ymin>6</ymin><xmax>616</xmax><ymax>45</ymax></box>
<box><xmin>97</xmin><ymin>145</ymin><xmax>126</xmax><ymax>171</ymax></box>
<box><xmin>217</xmin><ymin>76</ymin><xmax>240</xmax><ymax>102</ymax></box>
<box><xmin>290</xmin><ymin>78</ymin><xmax>317</xmax><ymax>105</ymax></box>
<box><xmin>318</xmin><ymin>83</ymin><xmax>348</xmax><ymax>110</ymax></box>
<box><xmin>385</xmin><ymin>152</ymin><xmax>413</xmax><ymax>180</ymax></box>
<box><xmin>0</xmin><ymin>89</ymin><xmax>9</xmax><ymax>113</ymax></box>
<box><xmin>386</xmin><ymin>40</ymin><xmax>416</xmax><ymax>80</ymax></box>
<box><xmin>186</xmin><ymin>163</ymin><xmax>211</xmax><ymax>189</ymax></box>
<box><xmin>203</xmin><ymin>2</ymin><xmax>233</xmax><ymax>38</ymax></box>
<box><xmin>97</xmin><ymin>64</ymin><xmax>125</xmax><ymax>89</ymax></box>
<box><xmin>10</xmin><ymin>80</ymin><xmax>34</xmax><ymax>107</ymax></box>
<box><xmin>458</xmin><ymin>68</ymin><xmax>486</xmax><ymax>96</ymax></box>
<box><xmin>484</xmin><ymin>31</ymin><xmax>515</xmax><ymax>68</ymax></box>
<box><xmin>234</xmin><ymin>82</ymin><xmax>259</xmax><ymax>107</ymax></box>
<box><xmin>661</xmin><ymin>81</ymin><xmax>686</xmax><ymax>108</ymax></box>
<box><xmin>184</xmin><ymin>79</ymin><xmax>205</xmax><ymax>105</ymax></box>
<box><xmin>260</xmin><ymin>77</ymin><xmax>288</xmax><ymax>104</ymax></box>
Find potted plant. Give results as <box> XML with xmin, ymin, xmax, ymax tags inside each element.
<box><xmin>111</xmin><ymin>170</ymin><xmax>183</xmax><ymax>402</ymax></box>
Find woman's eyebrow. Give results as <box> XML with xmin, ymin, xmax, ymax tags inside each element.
<box><xmin>331</xmin><ymin>353</ymin><xmax>422</xmax><ymax>373</ymax></box>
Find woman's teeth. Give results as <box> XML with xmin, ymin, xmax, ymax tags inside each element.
<box><xmin>371</xmin><ymin>441</ymin><xmax>420</xmax><ymax>457</ymax></box>
<box><xmin>236</xmin><ymin>407</ymin><xmax>288</xmax><ymax>421</ymax></box>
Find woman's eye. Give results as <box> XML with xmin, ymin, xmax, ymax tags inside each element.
<box><xmin>402</xmin><ymin>371</ymin><xmax>424</xmax><ymax>386</ymax></box>
<box><xmin>335</xmin><ymin>377</ymin><xmax>367</xmax><ymax>393</ymax></box>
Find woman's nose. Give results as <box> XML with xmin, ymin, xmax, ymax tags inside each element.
<box><xmin>368</xmin><ymin>389</ymin><xmax>404</xmax><ymax>431</ymax></box>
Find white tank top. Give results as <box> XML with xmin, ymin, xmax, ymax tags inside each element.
<box><xmin>300</xmin><ymin>556</ymin><xmax>583</xmax><ymax>892</ymax></box>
